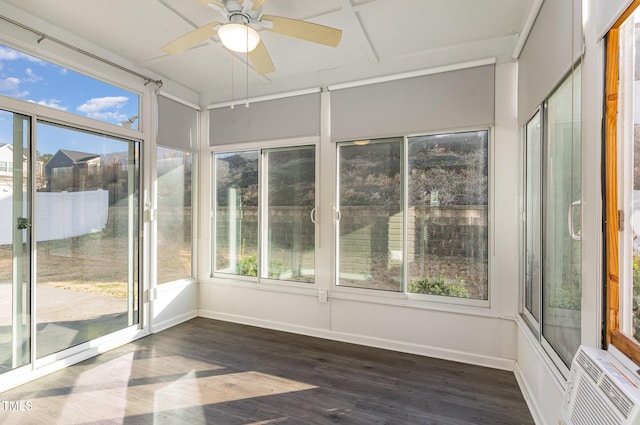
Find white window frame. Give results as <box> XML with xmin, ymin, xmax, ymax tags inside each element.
<box><xmin>332</xmin><ymin>129</ymin><xmax>491</xmax><ymax>309</ymax></box>
<box><xmin>210</xmin><ymin>137</ymin><xmax>319</xmax><ymax>290</ymax></box>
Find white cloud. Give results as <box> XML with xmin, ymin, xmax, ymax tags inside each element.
<box><xmin>28</xmin><ymin>98</ymin><xmax>67</xmax><ymax>111</ymax></box>
<box><xmin>84</xmin><ymin>111</ymin><xmax>128</xmax><ymax>122</ymax></box>
<box><xmin>77</xmin><ymin>96</ymin><xmax>129</xmax><ymax>122</ymax></box>
<box><xmin>24</xmin><ymin>67</ymin><xmax>42</xmax><ymax>83</ymax></box>
<box><xmin>0</xmin><ymin>77</ymin><xmax>28</xmax><ymax>97</ymax></box>
<box><xmin>77</xmin><ymin>96</ymin><xmax>128</xmax><ymax>114</ymax></box>
<box><xmin>0</xmin><ymin>47</ymin><xmax>44</xmax><ymax>64</ymax></box>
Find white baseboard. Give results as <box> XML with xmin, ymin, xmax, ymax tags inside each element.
<box><xmin>514</xmin><ymin>363</ymin><xmax>546</xmax><ymax>425</ymax></box>
<box><xmin>152</xmin><ymin>310</ymin><xmax>198</xmax><ymax>334</ymax></box>
<box><xmin>198</xmin><ymin>309</ymin><xmax>516</xmax><ymax>371</ymax></box>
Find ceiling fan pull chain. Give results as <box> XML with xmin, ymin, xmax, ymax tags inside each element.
<box><xmin>230</xmin><ymin>49</ymin><xmax>235</xmax><ymax>109</ymax></box>
<box><xmin>246</xmin><ymin>25</ymin><xmax>250</xmax><ymax>108</ymax></box>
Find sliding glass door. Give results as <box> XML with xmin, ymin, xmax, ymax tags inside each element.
<box><xmin>522</xmin><ymin>65</ymin><xmax>581</xmax><ymax>371</ymax></box>
<box><xmin>0</xmin><ymin>110</ymin><xmax>32</xmax><ymax>372</ymax></box>
<box><xmin>541</xmin><ymin>67</ymin><xmax>582</xmax><ymax>368</ymax></box>
<box><xmin>35</xmin><ymin>122</ymin><xmax>140</xmax><ymax>358</ymax></box>
<box><xmin>1</xmin><ymin>108</ymin><xmax>142</xmax><ymax>370</ymax></box>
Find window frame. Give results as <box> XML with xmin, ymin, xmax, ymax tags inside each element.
<box><xmin>521</xmin><ymin>62</ymin><xmax>583</xmax><ymax>376</ymax></box>
<box><xmin>260</xmin><ymin>145</ymin><xmax>317</xmax><ymax>284</ymax></box>
<box><xmin>210</xmin><ymin>137</ymin><xmax>319</xmax><ymax>288</ymax></box>
<box><xmin>335</xmin><ymin>137</ymin><xmax>405</xmax><ymax>294</ymax></box>
<box><xmin>605</xmin><ymin>0</ymin><xmax>640</xmax><ymax>364</ymax></box>
<box><xmin>522</xmin><ymin>107</ymin><xmax>543</xmax><ymax>336</ymax></box>
<box><xmin>332</xmin><ymin>129</ymin><xmax>491</xmax><ymax>308</ymax></box>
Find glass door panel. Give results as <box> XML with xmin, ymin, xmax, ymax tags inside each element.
<box><xmin>262</xmin><ymin>147</ymin><xmax>316</xmax><ymax>283</ymax></box>
<box><xmin>524</xmin><ymin>111</ymin><xmax>542</xmax><ymax>325</ymax></box>
<box><xmin>35</xmin><ymin>122</ymin><xmax>140</xmax><ymax>358</ymax></box>
<box><xmin>0</xmin><ymin>110</ymin><xmax>31</xmax><ymax>372</ymax></box>
<box><xmin>337</xmin><ymin>139</ymin><xmax>404</xmax><ymax>292</ymax></box>
<box><xmin>542</xmin><ymin>66</ymin><xmax>582</xmax><ymax>367</ymax></box>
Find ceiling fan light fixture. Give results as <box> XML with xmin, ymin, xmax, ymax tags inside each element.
<box><xmin>218</xmin><ymin>22</ymin><xmax>260</xmax><ymax>53</ymax></box>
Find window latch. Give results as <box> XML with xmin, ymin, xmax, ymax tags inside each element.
<box><xmin>618</xmin><ymin>209</ymin><xmax>624</xmax><ymax>231</ymax></box>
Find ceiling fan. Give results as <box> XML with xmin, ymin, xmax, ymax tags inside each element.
<box><xmin>161</xmin><ymin>0</ymin><xmax>342</xmax><ymax>74</ymax></box>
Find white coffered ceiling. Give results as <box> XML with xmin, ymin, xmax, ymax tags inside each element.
<box><xmin>0</xmin><ymin>0</ymin><xmax>535</xmax><ymax>106</ymax></box>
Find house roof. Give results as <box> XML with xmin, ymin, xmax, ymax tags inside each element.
<box><xmin>58</xmin><ymin>149</ymin><xmax>100</xmax><ymax>163</ymax></box>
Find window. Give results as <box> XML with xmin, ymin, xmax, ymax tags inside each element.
<box><xmin>157</xmin><ymin>147</ymin><xmax>192</xmax><ymax>283</ymax></box>
<box><xmin>0</xmin><ymin>44</ymin><xmax>139</xmax><ymax>129</ymax></box>
<box><xmin>336</xmin><ymin>130</ymin><xmax>489</xmax><ymax>300</ymax></box>
<box><xmin>407</xmin><ymin>132</ymin><xmax>489</xmax><ymax>299</ymax></box>
<box><xmin>262</xmin><ymin>147</ymin><xmax>316</xmax><ymax>282</ymax></box>
<box><xmin>524</xmin><ymin>111</ymin><xmax>542</xmax><ymax>327</ymax></box>
<box><xmin>523</xmin><ymin>65</ymin><xmax>582</xmax><ymax>370</ymax></box>
<box><xmin>0</xmin><ymin>42</ymin><xmax>144</xmax><ymax>378</ymax></box>
<box><xmin>214</xmin><ymin>151</ymin><xmax>259</xmax><ymax>277</ymax></box>
<box><xmin>156</xmin><ymin>94</ymin><xmax>197</xmax><ymax>284</ymax></box>
<box><xmin>213</xmin><ymin>146</ymin><xmax>316</xmax><ymax>282</ymax></box>
<box><xmin>337</xmin><ymin>139</ymin><xmax>403</xmax><ymax>291</ymax></box>
<box><xmin>605</xmin><ymin>3</ymin><xmax>640</xmax><ymax>363</ymax></box>
<box><xmin>36</xmin><ymin>122</ymin><xmax>140</xmax><ymax>358</ymax></box>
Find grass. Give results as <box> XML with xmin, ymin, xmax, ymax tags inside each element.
<box><xmin>42</xmin><ymin>280</ymin><xmax>129</xmax><ymax>299</ymax></box>
<box><xmin>0</xmin><ymin>211</ymin><xmax>191</xmax><ymax>299</ymax></box>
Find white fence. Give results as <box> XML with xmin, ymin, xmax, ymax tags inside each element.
<box><xmin>0</xmin><ymin>189</ymin><xmax>109</xmax><ymax>245</ymax></box>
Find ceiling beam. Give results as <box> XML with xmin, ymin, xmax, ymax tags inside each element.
<box><xmin>337</xmin><ymin>0</ymin><xmax>378</xmax><ymax>64</ymax></box>
<box><xmin>512</xmin><ymin>0</ymin><xmax>544</xmax><ymax>59</ymax></box>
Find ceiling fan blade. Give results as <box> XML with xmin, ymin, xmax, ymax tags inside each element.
<box><xmin>248</xmin><ymin>40</ymin><xmax>275</xmax><ymax>74</ymax></box>
<box><xmin>261</xmin><ymin>14</ymin><xmax>342</xmax><ymax>47</ymax></box>
<box><xmin>161</xmin><ymin>21</ymin><xmax>221</xmax><ymax>55</ymax></box>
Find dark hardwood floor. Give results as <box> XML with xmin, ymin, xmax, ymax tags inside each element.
<box><xmin>0</xmin><ymin>318</ymin><xmax>535</xmax><ymax>424</ymax></box>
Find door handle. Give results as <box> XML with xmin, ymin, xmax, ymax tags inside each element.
<box><xmin>16</xmin><ymin>217</ymin><xmax>31</xmax><ymax>230</ymax></box>
<box><xmin>310</xmin><ymin>208</ymin><xmax>317</xmax><ymax>224</ymax></box>
<box><xmin>567</xmin><ymin>200</ymin><xmax>581</xmax><ymax>241</ymax></box>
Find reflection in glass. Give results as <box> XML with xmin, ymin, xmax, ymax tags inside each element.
<box><xmin>337</xmin><ymin>139</ymin><xmax>403</xmax><ymax>291</ymax></box>
<box><xmin>542</xmin><ymin>66</ymin><xmax>582</xmax><ymax>367</ymax></box>
<box><xmin>263</xmin><ymin>147</ymin><xmax>315</xmax><ymax>283</ymax></box>
<box><xmin>157</xmin><ymin>147</ymin><xmax>192</xmax><ymax>284</ymax></box>
<box><xmin>0</xmin><ymin>110</ymin><xmax>31</xmax><ymax>372</ymax></box>
<box><xmin>214</xmin><ymin>151</ymin><xmax>259</xmax><ymax>276</ymax></box>
<box><xmin>407</xmin><ymin>131</ymin><xmax>488</xmax><ymax>300</ymax></box>
<box><xmin>35</xmin><ymin>122</ymin><xmax>139</xmax><ymax>358</ymax></box>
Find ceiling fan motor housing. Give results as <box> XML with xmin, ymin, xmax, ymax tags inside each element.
<box><xmin>229</xmin><ymin>13</ymin><xmax>251</xmax><ymax>25</ymax></box>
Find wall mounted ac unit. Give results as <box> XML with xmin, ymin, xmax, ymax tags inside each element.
<box><xmin>560</xmin><ymin>345</ymin><xmax>640</xmax><ymax>425</ymax></box>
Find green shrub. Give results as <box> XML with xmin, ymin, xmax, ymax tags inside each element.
<box><xmin>408</xmin><ymin>274</ymin><xmax>470</xmax><ymax>298</ymax></box>
<box><xmin>235</xmin><ymin>256</ymin><xmax>293</xmax><ymax>279</ymax></box>
<box><xmin>268</xmin><ymin>259</ymin><xmax>289</xmax><ymax>279</ymax></box>
<box><xmin>236</xmin><ymin>255</ymin><xmax>258</xmax><ymax>276</ymax></box>
<box><xmin>549</xmin><ymin>286</ymin><xmax>581</xmax><ymax>310</ymax></box>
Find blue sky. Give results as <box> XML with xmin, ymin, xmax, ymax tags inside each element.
<box><xmin>0</xmin><ymin>44</ymin><xmax>139</xmax><ymax>156</ymax></box>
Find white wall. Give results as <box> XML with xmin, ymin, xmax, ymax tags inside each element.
<box><xmin>515</xmin><ymin>321</ymin><xmax>565</xmax><ymax>425</ymax></box>
<box><xmin>198</xmin><ymin>62</ymin><xmax>521</xmax><ymax>372</ymax></box>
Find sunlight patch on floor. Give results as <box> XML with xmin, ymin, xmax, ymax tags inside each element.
<box><xmin>10</xmin><ymin>352</ymin><xmax>318</xmax><ymax>424</ymax></box>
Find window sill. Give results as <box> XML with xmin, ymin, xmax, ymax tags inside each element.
<box><xmin>203</xmin><ymin>276</ymin><xmax>498</xmax><ymax>318</ymax></box>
